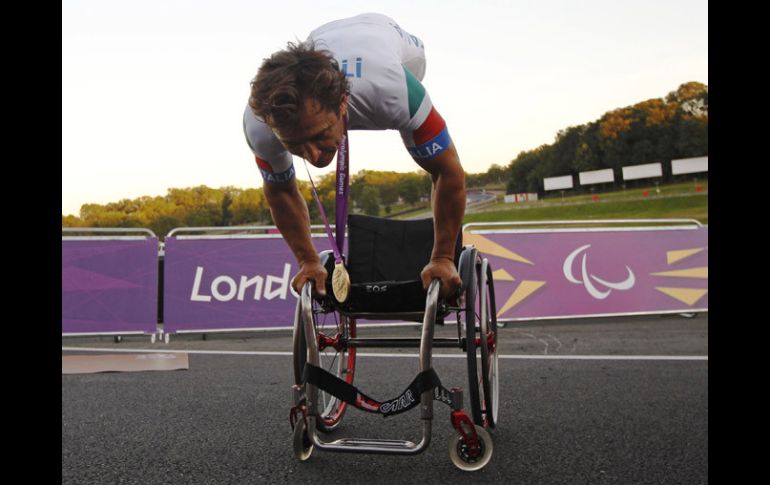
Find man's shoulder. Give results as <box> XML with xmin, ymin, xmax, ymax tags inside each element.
<box><xmin>242</xmin><ymin>105</ymin><xmax>293</xmax><ymax>167</ymax></box>
<box><xmin>242</xmin><ymin>106</ymin><xmax>274</xmax><ymax>145</ymax></box>
<box><xmin>310</xmin><ymin>13</ymin><xmax>397</xmax><ymax>38</ymax></box>
<box><xmin>309</xmin><ymin>14</ymin><xmax>402</xmax><ymax>65</ymax></box>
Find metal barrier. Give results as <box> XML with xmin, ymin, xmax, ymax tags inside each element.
<box><xmin>166</xmin><ymin>224</ymin><xmax>335</xmax><ymax>238</ymax></box>
<box><xmin>61</xmin><ymin>219</ymin><xmax>708</xmax><ymax>341</ymax></box>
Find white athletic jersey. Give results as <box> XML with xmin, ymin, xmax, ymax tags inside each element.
<box><xmin>243</xmin><ymin>13</ymin><xmax>451</xmax><ymax>183</ymax></box>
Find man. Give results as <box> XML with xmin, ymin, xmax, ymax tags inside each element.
<box><xmin>243</xmin><ymin>13</ymin><xmax>465</xmax><ymax>299</ymax></box>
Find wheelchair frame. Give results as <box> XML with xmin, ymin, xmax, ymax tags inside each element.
<box><xmin>290</xmin><ymin>244</ymin><xmax>499</xmax><ymax>471</ymax></box>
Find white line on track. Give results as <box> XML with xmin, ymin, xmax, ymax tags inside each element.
<box><xmin>62</xmin><ymin>347</ymin><xmax>707</xmax><ymax>361</ymax></box>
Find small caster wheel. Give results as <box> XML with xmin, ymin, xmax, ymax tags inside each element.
<box><xmin>292</xmin><ymin>418</ymin><xmax>313</xmax><ymax>461</ymax></box>
<box><xmin>449</xmin><ymin>424</ymin><xmax>493</xmax><ymax>471</ymax></box>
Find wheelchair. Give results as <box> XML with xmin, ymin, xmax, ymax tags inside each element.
<box><xmin>289</xmin><ymin>215</ymin><xmax>499</xmax><ymax>471</ymax></box>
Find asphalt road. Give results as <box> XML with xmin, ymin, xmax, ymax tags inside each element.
<box><xmin>62</xmin><ymin>313</ymin><xmax>708</xmax><ymax>484</ymax></box>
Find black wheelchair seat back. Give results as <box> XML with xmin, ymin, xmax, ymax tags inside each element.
<box><xmin>323</xmin><ymin>214</ymin><xmax>462</xmax><ymax>314</ymax></box>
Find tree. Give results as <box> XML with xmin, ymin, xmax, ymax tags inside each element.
<box><xmin>487</xmin><ymin>164</ymin><xmax>505</xmax><ymax>185</ymax></box>
<box><xmin>398</xmin><ymin>173</ymin><xmax>423</xmax><ymax>205</ymax></box>
<box><xmin>674</xmin><ymin>116</ymin><xmax>708</xmax><ymax>159</ymax></box>
<box><xmin>62</xmin><ymin>215</ymin><xmax>85</xmax><ymax>227</ymax></box>
<box><xmin>378</xmin><ymin>180</ymin><xmax>400</xmax><ymax>206</ymax></box>
<box><xmin>573</xmin><ymin>142</ymin><xmax>595</xmax><ymax>173</ymax></box>
<box><xmin>220</xmin><ymin>187</ymin><xmax>237</xmax><ymax>226</ymax></box>
<box><xmin>315</xmin><ymin>173</ymin><xmax>337</xmax><ymax>222</ymax></box>
<box><xmin>667</xmin><ymin>81</ymin><xmax>708</xmax><ymax>117</ymax></box>
<box><xmin>79</xmin><ymin>203</ymin><xmax>106</xmax><ymax>225</ymax></box>
<box><xmin>231</xmin><ymin>188</ymin><xmax>268</xmax><ymax>225</ymax></box>
<box><xmin>507</xmin><ymin>149</ymin><xmax>541</xmax><ymax>194</ymax></box>
<box><xmin>149</xmin><ymin>215</ymin><xmax>182</xmax><ymax>239</ymax></box>
<box><xmin>360</xmin><ymin>185</ymin><xmax>380</xmax><ymax>215</ymax></box>
<box><xmin>350</xmin><ymin>170</ymin><xmax>369</xmax><ymax>210</ymax></box>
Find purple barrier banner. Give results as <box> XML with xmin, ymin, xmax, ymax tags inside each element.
<box><xmin>163</xmin><ymin>225</ymin><xmax>707</xmax><ymax>331</ymax></box>
<box><xmin>163</xmin><ymin>236</ymin><xmax>313</xmax><ymax>332</ymax></box>
<box><xmin>464</xmin><ymin>227</ymin><xmax>708</xmax><ymax>320</ymax></box>
<box><xmin>62</xmin><ymin>238</ymin><xmax>159</xmax><ymax>334</ymax></box>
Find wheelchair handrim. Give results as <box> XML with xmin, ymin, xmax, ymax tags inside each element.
<box><xmin>318</xmin><ymin>314</ymin><xmax>356</xmax><ymax>428</ymax></box>
<box><xmin>480</xmin><ymin>259</ymin><xmax>498</xmax><ymax>428</ymax></box>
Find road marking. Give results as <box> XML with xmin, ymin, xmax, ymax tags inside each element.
<box><xmin>62</xmin><ymin>347</ymin><xmax>707</xmax><ymax>361</ymax></box>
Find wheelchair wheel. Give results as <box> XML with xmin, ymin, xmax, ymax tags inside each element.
<box><xmin>459</xmin><ymin>248</ymin><xmax>497</xmax><ymax>428</ymax></box>
<box><xmin>479</xmin><ymin>259</ymin><xmax>499</xmax><ymax>428</ymax></box>
<box><xmin>292</xmin><ymin>418</ymin><xmax>313</xmax><ymax>461</ymax></box>
<box><xmin>459</xmin><ymin>247</ymin><xmax>484</xmax><ymax>426</ymax></box>
<box><xmin>448</xmin><ymin>424</ymin><xmax>494</xmax><ymax>471</ymax></box>
<box><xmin>293</xmin><ymin>295</ymin><xmax>357</xmax><ymax>433</ymax></box>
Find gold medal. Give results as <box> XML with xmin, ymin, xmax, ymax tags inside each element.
<box><xmin>332</xmin><ymin>262</ymin><xmax>351</xmax><ymax>302</ymax></box>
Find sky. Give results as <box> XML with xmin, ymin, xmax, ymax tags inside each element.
<box><xmin>62</xmin><ymin>0</ymin><xmax>708</xmax><ymax>216</ymax></box>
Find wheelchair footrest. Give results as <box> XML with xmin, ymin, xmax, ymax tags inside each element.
<box><xmin>309</xmin><ymin>424</ymin><xmax>431</xmax><ymax>456</ymax></box>
<box><xmin>326</xmin><ymin>437</ymin><xmax>419</xmax><ymax>450</ymax></box>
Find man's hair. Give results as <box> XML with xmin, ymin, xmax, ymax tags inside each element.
<box><xmin>249</xmin><ymin>41</ymin><xmax>350</xmax><ymax>129</ymax></box>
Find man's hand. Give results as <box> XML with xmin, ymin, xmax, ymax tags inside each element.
<box><xmin>421</xmin><ymin>257</ymin><xmax>462</xmax><ymax>301</ymax></box>
<box><xmin>291</xmin><ymin>260</ymin><xmax>328</xmax><ymax>297</ymax></box>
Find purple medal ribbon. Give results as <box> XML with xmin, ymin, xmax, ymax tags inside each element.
<box><xmin>303</xmin><ymin>115</ymin><xmax>349</xmax><ymax>265</ymax></box>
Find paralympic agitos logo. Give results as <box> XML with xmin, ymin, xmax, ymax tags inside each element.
<box><xmin>562</xmin><ymin>245</ymin><xmax>636</xmax><ymax>300</ymax></box>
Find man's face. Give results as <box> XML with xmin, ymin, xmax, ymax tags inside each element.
<box><xmin>273</xmin><ymin>96</ymin><xmax>348</xmax><ymax>168</ymax></box>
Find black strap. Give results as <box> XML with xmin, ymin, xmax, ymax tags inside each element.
<box><xmin>302</xmin><ymin>363</ymin><xmax>359</xmax><ymax>404</ymax></box>
<box><xmin>302</xmin><ymin>363</ymin><xmax>442</xmax><ymax>417</ymax></box>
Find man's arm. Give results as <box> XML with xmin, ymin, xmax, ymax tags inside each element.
<box><xmin>263</xmin><ymin>179</ymin><xmax>327</xmax><ymax>296</ymax></box>
<box><xmin>414</xmin><ymin>142</ymin><xmax>466</xmax><ymax>299</ymax></box>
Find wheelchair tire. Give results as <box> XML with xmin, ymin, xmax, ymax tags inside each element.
<box><xmin>448</xmin><ymin>423</ymin><xmax>494</xmax><ymax>471</ymax></box>
<box><xmin>293</xmin><ymin>295</ymin><xmax>357</xmax><ymax>433</ymax></box>
<box><xmin>459</xmin><ymin>247</ymin><xmax>484</xmax><ymax>427</ymax></box>
<box><xmin>292</xmin><ymin>417</ymin><xmax>314</xmax><ymax>461</ymax></box>
<box><xmin>479</xmin><ymin>259</ymin><xmax>499</xmax><ymax>428</ymax></box>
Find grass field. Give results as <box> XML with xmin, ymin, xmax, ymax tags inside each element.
<box><xmin>464</xmin><ymin>193</ymin><xmax>708</xmax><ymax>225</ymax></box>
<box><xmin>396</xmin><ymin>180</ymin><xmax>708</xmax><ymax>225</ymax></box>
